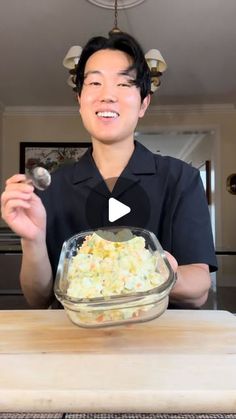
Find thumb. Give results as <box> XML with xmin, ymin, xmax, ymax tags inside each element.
<box><xmin>164</xmin><ymin>251</ymin><xmax>178</xmax><ymax>273</ymax></box>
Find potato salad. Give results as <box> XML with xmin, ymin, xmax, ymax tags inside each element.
<box><xmin>66</xmin><ymin>229</ymin><xmax>167</xmax><ymax>300</ymax></box>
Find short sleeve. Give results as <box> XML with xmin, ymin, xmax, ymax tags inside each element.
<box><xmin>171</xmin><ymin>167</ymin><xmax>217</xmax><ymax>272</ymax></box>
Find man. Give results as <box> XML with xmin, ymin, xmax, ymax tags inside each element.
<box><xmin>1</xmin><ymin>32</ymin><xmax>217</xmax><ymax>308</ymax></box>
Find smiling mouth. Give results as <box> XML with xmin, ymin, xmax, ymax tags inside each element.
<box><xmin>96</xmin><ymin>111</ymin><xmax>119</xmax><ymax>118</ymax></box>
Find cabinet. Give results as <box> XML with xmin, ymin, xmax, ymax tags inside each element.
<box><xmin>0</xmin><ymin>252</ymin><xmax>29</xmax><ymax>309</ymax></box>
<box><xmin>0</xmin><ymin>228</ymin><xmax>30</xmax><ymax>309</ymax></box>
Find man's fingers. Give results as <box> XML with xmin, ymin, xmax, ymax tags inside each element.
<box><xmin>164</xmin><ymin>251</ymin><xmax>178</xmax><ymax>273</ymax></box>
<box><xmin>2</xmin><ymin>199</ymin><xmax>31</xmax><ymax>215</ymax></box>
<box><xmin>6</xmin><ymin>174</ymin><xmax>27</xmax><ymax>184</ymax></box>
<box><xmin>1</xmin><ymin>190</ymin><xmax>33</xmax><ymax>203</ymax></box>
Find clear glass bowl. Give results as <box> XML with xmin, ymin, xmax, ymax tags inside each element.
<box><xmin>54</xmin><ymin>227</ymin><xmax>176</xmax><ymax>328</ymax></box>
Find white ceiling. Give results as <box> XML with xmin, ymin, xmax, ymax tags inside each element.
<box><xmin>0</xmin><ymin>0</ymin><xmax>236</xmax><ymax>108</ymax></box>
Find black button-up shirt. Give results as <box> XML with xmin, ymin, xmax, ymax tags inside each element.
<box><xmin>38</xmin><ymin>141</ymin><xmax>217</xmax><ymax>279</ymax></box>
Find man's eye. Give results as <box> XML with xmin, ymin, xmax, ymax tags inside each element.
<box><xmin>84</xmin><ymin>80</ymin><xmax>101</xmax><ymax>86</ymax></box>
<box><xmin>118</xmin><ymin>83</ymin><xmax>132</xmax><ymax>87</ymax></box>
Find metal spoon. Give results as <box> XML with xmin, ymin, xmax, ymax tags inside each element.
<box><xmin>26</xmin><ymin>167</ymin><xmax>51</xmax><ymax>191</ymax></box>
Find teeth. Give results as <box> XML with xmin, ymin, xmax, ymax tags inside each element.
<box><xmin>96</xmin><ymin>111</ymin><xmax>118</xmax><ymax>118</ymax></box>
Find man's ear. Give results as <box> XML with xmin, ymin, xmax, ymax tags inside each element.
<box><xmin>139</xmin><ymin>94</ymin><xmax>151</xmax><ymax>118</ymax></box>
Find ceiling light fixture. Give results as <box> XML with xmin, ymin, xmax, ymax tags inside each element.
<box><xmin>87</xmin><ymin>0</ymin><xmax>146</xmax><ymax>9</ymax></box>
<box><xmin>63</xmin><ymin>0</ymin><xmax>167</xmax><ymax>94</ymax></box>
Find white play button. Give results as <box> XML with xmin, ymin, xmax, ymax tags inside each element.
<box><xmin>108</xmin><ymin>197</ymin><xmax>131</xmax><ymax>222</ymax></box>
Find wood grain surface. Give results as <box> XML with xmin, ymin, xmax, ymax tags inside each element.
<box><xmin>0</xmin><ymin>309</ymin><xmax>236</xmax><ymax>413</ymax></box>
<box><xmin>0</xmin><ymin>309</ymin><xmax>235</xmax><ymax>354</ymax></box>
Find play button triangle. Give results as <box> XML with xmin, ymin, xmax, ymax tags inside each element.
<box><xmin>108</xmin><ymin>197</ymin><xmax>131</xmax><ymax>222</ymax></box>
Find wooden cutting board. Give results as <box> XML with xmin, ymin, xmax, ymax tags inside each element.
<box><xmin>0</xmin><ymin>308</ymin><xmax>235</xmax><ymax>354</ymax></box>
<box><xmin>0</xmin><ymin>309</ymin><xmax>236</xmax><ymax>413</ymax></box>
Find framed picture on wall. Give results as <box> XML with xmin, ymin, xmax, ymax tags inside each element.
<box><xmin>19</xmin><ymin>142</ymin><xmax>91</xmax><ymax>174</ymax></box>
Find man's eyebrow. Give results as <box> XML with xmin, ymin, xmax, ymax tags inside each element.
<box><xmin>84</xmin><ymin>69</ymin><xmax>136</xmax><ymax>78</ymax></box>
<box><xmin>84</xmin><ymin>70</ymin><xmax>101</xmax><ymax>78</ymax></box>
<box><xmin>118</xmin><ymin>69</ymin><xmax>136</xmax><ymax>78</ymax></box>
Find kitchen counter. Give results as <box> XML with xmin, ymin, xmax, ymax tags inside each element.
<box><xmin>0</xmin><ymin>309</ymin><xmax>236</xmax><ymax>414</ymax></box>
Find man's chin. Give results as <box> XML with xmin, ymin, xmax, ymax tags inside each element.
<box><xmin>91</xmin><ymin>137</ymin><xmax>127</xmax><ymax>145</ymax></box>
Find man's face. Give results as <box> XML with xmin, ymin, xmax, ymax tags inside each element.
<box><xmin>78</xmin><ymin>49</ymin><xmax>150</xmax><ymax>145</ymax></box>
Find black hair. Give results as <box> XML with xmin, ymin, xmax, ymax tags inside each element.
<box><xmin>75</xmin><ymin>32</ymin><xmax>151</xmax><ymax>102</ymax></box>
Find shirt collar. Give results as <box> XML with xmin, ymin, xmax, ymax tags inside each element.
<box><xmin>124</xmin><ymin>140</ymin><xmax>157</xmax><ymax>175</ymax></box>
<box><xmin>72</xmin><ymin>140</ymin><xmax>157</xmax><ymax>185</ymax></box>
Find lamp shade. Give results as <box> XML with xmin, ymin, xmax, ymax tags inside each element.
<box><xmin>67</xmin><ymin>75</ymin><xmax>77</xmax><ymax>89</ymax></box>
<box><xmin>63</xmin><ymin>45</ymin><xmax>82</xmax><ymax>69</ymax></box>
<box><xmin>145</xmin><ymin>49</ymin><xmax>167</xmax><ymax>73</ymax></box>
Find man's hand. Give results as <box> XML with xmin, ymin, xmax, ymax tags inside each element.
<box><xmin>1</xmin><ymin>174</ymin><xmax>46</xmax><ymax>240</ymax></box>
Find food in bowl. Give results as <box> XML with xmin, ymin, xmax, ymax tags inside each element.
<box><xmin>54</xmin><ymin>227</ymin><xmax>176</xmax><ymax>327</ymax></box>
<box><xmin>67</xmin><ymin>229</ymin><xmax>168</xmax><ymax>298</ymax></box>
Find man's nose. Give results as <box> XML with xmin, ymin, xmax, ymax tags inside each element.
<box><xmin>100</xmin><ymin>83</ymin><xmax>117</xmax><ymax>102</ymax></box>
